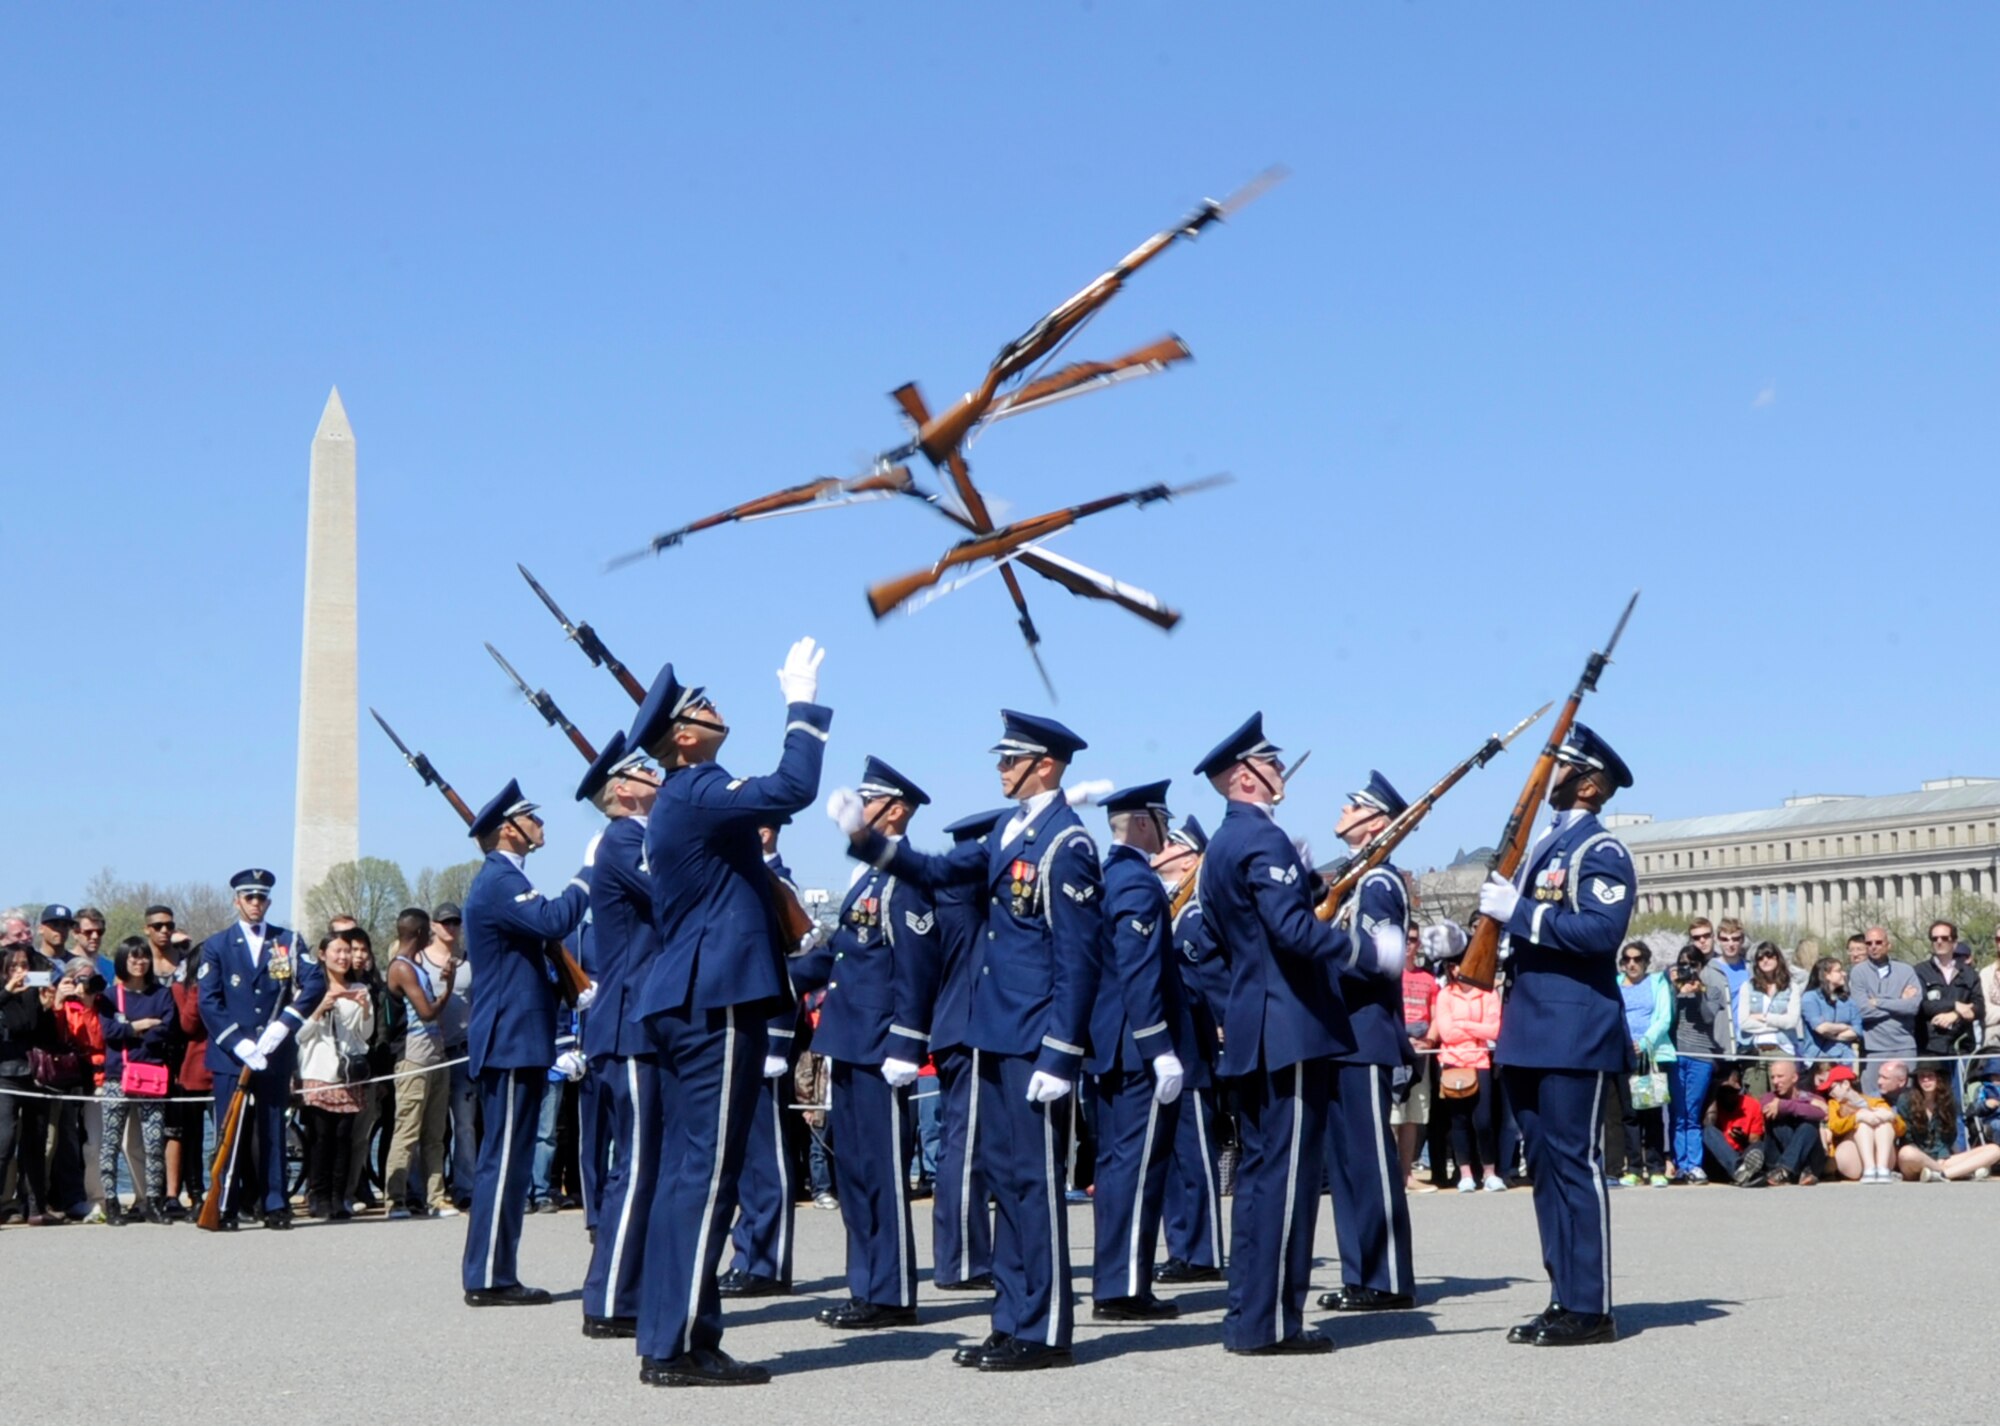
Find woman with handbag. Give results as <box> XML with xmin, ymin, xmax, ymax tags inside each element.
<box><xmin>1617</xmin><ymin>943</ymin><xmax>1672</xmax><ymax>1187</ymax></box>
<box><xmin>1</xmin><ymin>947</ymin><xmax>54</xmax><ymax>1224</ymax></box>
<box><xmin>1432</xmin><ymin>958</ymin><xmax>1505</xmax><ymax>1192</ymax></box>
<box><xmin>296</xmin><ymin>932</ymin><xmax>375</xmax><ymax>1220</ymax></box>
<box><xmin>96</xmin><ymin>937</ymin><xmax>176</xmax><ymax>1224</ymax></box>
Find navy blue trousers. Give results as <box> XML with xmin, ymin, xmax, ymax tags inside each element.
<box><xmin>584</xmin><ymin>1054</ymin><xmax>657</xmax><ymax>1321</ymax></box>
<box><xmin>1501</xmin><ymin>1066</ymin><xmax>1613</xmax><ymax>1316</ymax></box>
<box><xmin>978</xmin><ymin>1051</ymin><xmax>1075</xmax><ymax>1349</ymax></box>
<box><xmin>727</xmin><ymin>1065</ymin><xmax>796</xmax><ymax>1287</ymax></box>
<box><xmin>1090</xmin><ymin>1065</ymin><xmax>1180</xmax><ymax>1301</ymax></box>
<box><xmin>1162</xmin><ymin>1082</ymin><xmax>1224</xmax><ymax>1269</ymax></box>
<box><xmin>1324</xmin><ymin>1060</ymin><xmax>1414</xmax><ymax>1298</ymax></box>
<box><xmin>931</xmin><ymin>1046</ymin><xmax>992</xmax><ymax>1286</ymax></box>
<box><xmin>211</xmin><ymin>1066</ymin><xmax>293</xmax><ymax>1216</ymax></box>
<box><xmin>830</xmin><ymin>1060</ymin><xmax>917</xmax><ymax>1308</ymax></box>
<box><xmin>578</xmin><ymin>1065</ymin><xmax>610</xmax><ymax>1232</ymax></box>
<box><xmin>461</xmin><ymin>1067</ymin><xmax>545</xmax><ymax>1292</ymax></box>
<box><xmin>637</xmin><ymin>1005</ymin><xmax>766</xmax><ymax>1362</ymax></box>
<box><xmin>1223</xmin><ymin>1057</ymin><xmax>1328</xmax><ymax>1350</ymax></box>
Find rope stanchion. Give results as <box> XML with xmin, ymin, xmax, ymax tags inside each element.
<box><xmin>0</xmin><ymin>1055</ymin><xmax>471</xmax><ymax>1105</ymax></box>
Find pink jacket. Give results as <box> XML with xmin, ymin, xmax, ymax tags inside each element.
<box><xmin>1433</xmin><ymin>981</ymin><xmax>1501</xmax><ymax>1069</ymax></box>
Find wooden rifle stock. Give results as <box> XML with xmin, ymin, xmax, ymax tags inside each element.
<box><xmin>1166</xmin><ymin>859</ymin><xmax>1203</xmax><ymax>921</ymax></box>
<box><xmin>197</xmin><ymin>1077</ymin><xmax>251</xmax><ymax>1231</ymax></box>
<box><xmin>1459</xmin><ymin>595</ymin><xmax>1639</xmax><ymax>990</ymax></box>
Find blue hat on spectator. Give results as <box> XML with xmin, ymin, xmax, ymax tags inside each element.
<box><xmin>1350</xmin><ymin>770</ymin><xmax>1408</xmax><ymax>819</ymax></box>
<box><xmin>1169</xmin><ymin>815</ymin><xmax>1208</xmax><ymax>854</ymax></box>
<box><xmin>227</xmin><ymin>871</ymin><xmax>275</xmax><ymax>897</ymax></box>
<box><xmin>1194</xmin><ymin>712</ymin><xmax>1281</xmax><ymax>779</ymax></box>
<box><xmin>989</xmin><ymin>709</ymin><xmax>1087</xmax><ymax>763</ymax></box>
<box><xmin>1100</xmin><ymin>780</ymin><xmax>1172</xmax><ymax>817</ymax></box>
<box><xmin>1555</xmin><ymin>722</ymin><xmax>1634</xmax><ymax>790</ymax></box>
<box><xmin>39</xmin><ymin>903</ymin><xmax>75</xmax><ymax>926</ymax></box>
<box><xmin>945</xmin><ymin>807</ymin><xmax>1009</xmax><ymax>844</ymax></box>
<box><xmin>627</xmin><ymin>663</ymin><xmax>711</xmax><ymax>755</ymax></box>
<box><xmin>468</xmin><ymin>779</ymin><xmax>538</xmax><ymax>840</ymax></box>
<box><xmin>576</xmin><ymin>730</ymin><xmax>650</xmax><ymax>803</ymax></box>
<box><xmin>856</xmin><ymin>756</ymin><xmax>931</xmax><ymax>807</ymax></box>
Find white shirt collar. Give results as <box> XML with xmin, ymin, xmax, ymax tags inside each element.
<box><xmin>499</xmin><ymin>849</ymin><xmax>527</xmax><ymax>873</ymax></box>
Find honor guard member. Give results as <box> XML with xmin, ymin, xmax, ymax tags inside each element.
<box><xmin>928</xmin><ymin>806</ymin><xmax>1008</xmax><ymax>1292</ymax></box>
<box><xmin>575</xmin><ymin>732</ymin><xmax>662</xmax><ymax>1340</ymax></box>
<box><xmin>196</xmin><ymin>869</ymin><xmax>325</xmax><ymax>1229</ymax></box>
<box><xmin>832</xmin><ymin>710</ymin><xmax>1103</xmax><ymax>1373</ymax></box>
<box><xmin>628</xmin><ymin>637</ymin><xmax>831</xmax><ymax>1389</ymax></box>
<box><xmin>720</xmin><ymin>816</ymin><xmax>806</xmax><ymax>1300</ymax></box>
<box><xmin>1317</xmin><ymin>772</ymin><xmax>1417</xmax><ymax>1314</ymax></box>
<box><xmin>1087</xmin><ymin>781</ymin><xmax>1194</xmax><ymax>1322</ymax></box>
<box><xmin>1475</xmin><ymin>724</ymin><xmax>1637</xmax><ymax>1348</ymax></box>
<box><xmin>1151</xmin><ymin>816</ymin><xmax>1226</xmax><ymax>1284</ymax></box>
<box><xmin>459</xmin><ymin>780</ymin><xmax>591</xmax><ymax>1306</ymax></box>
<box><xmin>795</xmin><ymin>757</ymin><xmax>942</xmax><ymax>1329</ymax></box>
<box><xmin>1195</xmin><ymin>715</ymin><xmax>1383</xmax><ymax>1355</ymax></box>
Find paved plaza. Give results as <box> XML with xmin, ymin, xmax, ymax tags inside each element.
<box><xmin>9</xmin><ymin>1180</ymin><xmax>1972</xmax><ymax>1425</ymax></box>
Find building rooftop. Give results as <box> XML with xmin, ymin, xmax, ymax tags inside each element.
<box><xmin>1621</xmin><ymin>780</ymin><xmax>2000</xmax><ymax>846</ymax></box>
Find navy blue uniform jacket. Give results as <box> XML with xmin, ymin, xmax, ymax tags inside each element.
<box><xmin>793</xmin><ymin>862</ymin><xmax>941</xmax><ymax>1066</ymax></box>
<box><xmin>1088</xmin><ymin>843</ymin><xmax>1197</xmax><ymax>1076</ymax></box>
<box><xmin>196</xmin><ymin>922</ymin><xmax>326</xmax><ymax>1073</ymax></box>
<box><xmin>463</xmin><ymin>851</ymin><xmax>590</xmax><ymax>1074</ymax></box>
<box><xmin>1331</xmin><ymin>863</ymin><xmax>1411</xmax><ymax>1068</ymax></box>
<box><xmin>583</xmin><ymin>816</ymin><xmax>656</xmax><ymax>1061</ymax></box>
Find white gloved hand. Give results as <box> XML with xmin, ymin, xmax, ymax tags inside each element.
<box><xmin>232</xmin><ymin>1039</ymin><xmax>268</xmax><ymax>1072</ymax></box>
<box><xmin>1065</xmin><ymin>779</ymin><xmax>1115</xmax><ymax>808</ymax></box>
<box><xmin>1478</xmin><ymin>874</ymin><xmax>1522</xmax><ymax>925</ymax></box>
<box><xmin>827</xmin><ymin>787</ymin><xmax>865</xmax><ymax>836</ymax></box>
<box><xmin>1151</xmin><ymin>1053</ymin><xmax>1185</xmax><ymax>1105</ymax></box>
<box><xmin>554</xmin><ymin>1049</ymin><xmax>588</xmax><ymax>1082</ymax></box>
<box><xmin>796</xmin><ymin>930</ymin><xmax>819</xmax><ymax>955</ymax></box>
<box><xmin>1025</xmin><ymin>1070</ymin><xmax>1072</xmax><ymax>1104</ymax></box>
<box><xmin>880</xmin><ymin>1058</ymin><xmax>920</xmax><ymax>1088</ymax></box>
<box><xmin>762</xmin><ymin>1055</ymin><xmax>789</xmax><ymax>1079</ymax></box>
<box><xmin>1369</xmin><ymin>927</ymin><xmax>1408</xmax><ymax>977</ymax></box>
<box><xmin>574</xmin><ymin>980</ymin><xmax>600</xmax><ymax>1013</ymax></box>
<box><xmin>1420</xmin><ymin>922</ymin><xmax>1468</xmax><ymax>964</ymax></box>
<box><xmin>255</xmin><ymin>1021</ymin><xmax>290</xmax><ymax>1057</ymax></box>
<box><xmin>777</xmin><ymin>635</ymin><xmax>824</xmax><ymax>704</ymax></box>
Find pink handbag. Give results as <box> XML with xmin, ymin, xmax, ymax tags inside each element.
<box><xmin>117</xmin><ymin>986</ymin><xmax>171</xmax><ymax>1097</ymax></box>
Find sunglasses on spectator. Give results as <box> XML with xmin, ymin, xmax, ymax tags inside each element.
<box><xmin>147</xmin><ymin>920</ymin><xmax>175</xmax><ymax>931</ymax></box>
<box><xmin>1620</xmin><ymin>955</ymin><xmax>1646</xmax><ymax>965</ymax></box>
<box><xmin>1931</xmin><ymin>933</ymin><xmax>1957</xmax><ymax>942</ymax></box>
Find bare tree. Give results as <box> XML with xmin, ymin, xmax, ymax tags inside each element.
<box><xmin>303</xmin><ymin>858</ymin><xmax>412</xmax><ymax>949</ymax></box>
<box><xmin>78</xmin><ymin>869</ymin><xmax>237</xmax><ymax>947</ymax></box>
<box><xmin>412</xmin><ymin>860</ymin><xmax>483</xmax><ymax>913</ymax></box>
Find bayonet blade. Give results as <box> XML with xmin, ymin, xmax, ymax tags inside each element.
<box><xmin>370</xmin><ymin>707</ymin><xmax>415</xmax><ymax>762</ymax></box>
<box><xmin>1602</xmin><ymin>589</ymin><xmax>1640</xmax><ymax>661</ymax></box>
<box><xmin>485</xmin><ymin>642</ymin><xmax>534</xmax><ymax>699</ymax></box>
<box><xmin>1501</xmin><ymin>702</ymin><xmax>1555</xmax><ymax>748</ymax></box>
<box><xmin>1283</xmin><ymin>749</ymin><xmax>1311</xmax><ymax>784</ymax></box>
<box><xmin>518</xmin><ymin>564</ymin><xmax>578</xmax><ymax>637</ymax></box>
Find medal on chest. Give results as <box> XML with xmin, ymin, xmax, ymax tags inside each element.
<box><xmin>270</xmin><ymin>943</ymin><xmax>294</xmax><ymax>982</ymax></box>
<box><xmin>1533</xmin><ymin>867</ymin><xmax>1567</xmax><ymax>903</ymax></box>
<box><xmin>847</xmin><ymin>894</ymin><xmax>880</xmax><ymax>930</ymax></box>
<box><xmin>1008</xmin><ymin>859</ymin><xmax>1037</xmax><ymax>917</ymax></box>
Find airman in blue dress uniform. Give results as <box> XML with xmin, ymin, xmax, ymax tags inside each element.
<box><xmin>575</xmin><ymin>731</ymin><xmax>663</xmax><ymax>1339</ymax></box>
<box><xmin>1318</xmin><ymin>771</ymin><xmax>1418</xmax><ymax>1314</ymax></box>
<box><xmin>833</xmin><ymin>710</ymin><xmax>1103</xmax><ymax>1372</ymax></box>
<box><xmin>628</xmin><ymin>637</ymin><xmax>831</xmax><ymax>1388</ymax></box>
<box><xmin>794</xmin><ymin>756</ymin><xmax>942</xmax><ymax>1329</ymax></box>
<box><xmin>196</xmin><ymin>868</ymin><xmax>325</xmax><ymax>1229</ymax></box>
<box><xmin>1475</xmin><ymin>723</ymin><xmax>1637</xmax><ymax>1348</ymax></box>
<box><xmin>1086</xmin><ymin>780</ymin><xmax>1196</xmax><ymax>1322</ymax></box>
<box><xmin>458</xmin><ymin>780</ymin><xmax>591</xmax><ymax>1306</ymax></box>
<box><xmin>1152</xmin><ymin>816</ymin><xmax>1227</xmax><ymax>1285</ymax></box>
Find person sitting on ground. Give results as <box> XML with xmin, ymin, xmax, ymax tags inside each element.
<box><xmin>1799</xmin><ymin>957</ymin><xmax>1865</xmax><ymax>1070</ymax></box>
<box><xmin>1700</xmin><ymin>1061</ymin><xmax>1767</xmax><ymax>1186</ymax></box>
<box><xmin>1431</xmin><ymin>952</ymin><xmax>1504</xmax><ymax>1192</ymax></box>
<box><xmin>1963</xmin><ymin>1059</ymin><xmax>2000</xmax><ymax>1150</ymax></box>
<box><xmin>1819</xmin><ymin>1064</ymin><xmax>1901</xmax><ymax>1183</ymax></box>
<box><xmin>1894</xmin><ymin>1062</ymin><xmax>2000</xmax><ymax>1183</ymax></box>
<box><xmin>1757</xmin><ymin>1059</ymin><xmax>1826</xmax><ymax>1186</ymax></box>
<box><xmin>96</xmin><ymin>936</ymin><xmax>176</xmax><ymax>1224</ymax></box>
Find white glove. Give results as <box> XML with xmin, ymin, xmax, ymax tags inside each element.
<box><xmin>554</xmin><ymin>1049</ymin><xmax>587</xmax><ymax>1082</ymax></box>
<box><xmin>777</xmin><ymin>635</ymin><xmax>824</xmax><ymax>704</ymax></box>
<box><xmin>796</xmin><ymin>930</ymin><xmax>819</xmax><ymax>954</ymax></box>
<box><xmin>1065</xmin><ymin>779</ymin><xmax>1115</xmax><ymax>808</ymax></box>
<box><xmin>582</xmin><ymin>830</ymin><xmax>604</xmax><ymax>868</ymax></box>
<box><xmin>1151</xmin><ymin>1053</ymin><xmax>1185</xmax><ymax>1105</ymax></box>
<box><xmin>1025</xmin><ymin>1070</ymin><xmax>1072</xmax><ymax>1104</ymax></box>
<box><xmin>881</xmin><ymin>1058</ymin><xmax>920</xmax><ymax>1088</ymax></box>
<box><xmin>1292</xmin><ymin>836</ymin><xmax>1314</xmax><ymax>870</ymax></box>
<box><xmin>762</xmin><ymin>1055</ymin><xmax>788</xmax><ymax>1078</ymax></box>
<box><xmin>233</xmin><ymin>1039</ymin><xmax>268</xmax><ymax>1072</ymax></box>
<box><xmin>574</xmin><ymin>980</ymin><xmax>600</xmax><ymax>1012</ymax></box>
<box><xmin>255</xmin><ymin>1021</ymin><xmax>290</xmax><ymax>1057</ymax></box>
<box><xmin>1368</xmin><ymin>927</ymin><xmax>1407</xmax><ymax>977</ymax></box>
<box><xmin>827</xmin><ymin>787</ymin><xmax>865</xmax><ymax>836</ymax></box>
<box><xmin>1420</xmin><ymin>923</ymin><xmax>1468</xmax><ymax>963</ymax></box>
<box><xmin>1478</xmin><ymin>874</ymin><xmax>1522</xmax><ymax>925</ymax></box>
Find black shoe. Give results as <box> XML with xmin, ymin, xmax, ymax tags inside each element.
<box><xmin>1092</xmin><ymin>1294</ymin><xmax>1180</xmax><ymax>1322</ymax></box>
<box><xmin>1317</xmin><ymin>1285</ymin><xmax>1415</xmax><ymax>1312</ymax></box>
<box><xmin>717</xmin><ymin>1269</ymin><xmax>790</xmax><ymax>1298</ymax></box>
<box><xmin>1507</xmin><ymin>1305</ymin><xmax>1561</xmax><ymax>1344</ymax></box>
<box><xmin>1154</xmin><ymin>1257</ymin><xmax>1224</xmax><ymax>1285</ymax></box>
<box><xmin>217</xmin><ymin>1213</ymin><xmax>240</xmax><ymax>1232</ymax></box>
<box><xmin>639</xmin><ymin>1349</ymin><xmax>770</xmax><ymax>1387</ymax></box>
<box><xmin>1228</xmin><ymin>1329</ymin><xmax>1334</xmax><ymax>1356</ymax></box>
<box><xmin>104</xmin><ymin>1199</ymin><xmax>127</xmax><ymax>1227</ymax></box>
<box><xmin>529</xmin><ymin>1199</ymin><xmax>558</xmax><ymax>1215</ymax></box>
<box><xmin>1533</xmin><ymin>1311</ymin><xmax>1616</xmax><ymax>1347</ymax></box>
<box><xmin>140</xmin><ymin>1199</ymin><xmax>169</xmax><ymax>1226</ymax></box>
<box><xmin>977</xmin><ymin>1339</ymin><xmax>1074</xmax><ymax>1372</ymax></box>
<box><xmin>582</xmin><ymin>1315</ymin><xmax>637</xmax><ymax>1339</ymax></box>
<box><xmin>817</xmin><ymin>1299</ymin><xmax>918</xmax><ymax>1330</ymax></box>
<box><xmin>953</xmin><ymin>1332</ymin><xmax>1010</xmax><ymax>1368</ymax></box>
<box><xmin>1732</xmin><ymin>1144</ymin><xmax>1768</xmax><ymax>1187</ymax></box>
<box><xmin>464</xmin><ymin>1285</ymin><xmax>554</xmax><ymax>1307</ymax></box>
<box><xmin>264</xmin><ymin>1210</ymin><xmax>294</xmax><ymax>1231</ymax></box>
<box><xmin>451</xmin><ymin>1195</ymin><xmax>473</xmax><ymax>1211</ymax></box>
<box><xmin>934</xmin><ymin>1273</ymin><xmax>996</xmax><ymax>1293</ymax></box>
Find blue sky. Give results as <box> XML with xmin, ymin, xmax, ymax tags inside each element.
<box><xmin>4</xmin><ymin>6</ymin><xmax>1996</xmax><ymax>909</ymax></box>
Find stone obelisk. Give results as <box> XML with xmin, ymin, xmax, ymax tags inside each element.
<box><xmin>291</xmin><ymin>388</ymin><xmax>360</xmax><ymax>930</ymax></box>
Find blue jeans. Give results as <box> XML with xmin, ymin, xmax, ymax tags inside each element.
<box><xmin>530</xmin><ymin>1076</ymin><xmax>563</xmax><ymax>1203</ymax></box>
<box><xmin>1670</xmin><ymin>1057</ymin><xmax>1714</xmax><ymax>1173</ymax></box>
<box><xmin>447</xmin><ymin>1056</ymin><xmax>479</xmax><ymax>1201</ymax></box>
<box><xmin>914</xmin><ymin>1077</ymin><xmax>941</xmax><ymax>1185</ymax></box>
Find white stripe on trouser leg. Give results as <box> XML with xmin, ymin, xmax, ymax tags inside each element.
<box><xmin>1128</xmin><ymin>1091</ymin><xmax>1162</xmax><ymax>1297</ymax></box>
<box><xmin>484</xmin><ymin>1072</ymin><xmax>518</xmax><ymax>1289</ymax></box>
<box><xmin>1275</xmin><ymin>1064</ymin><xmax>1301</xmax><ymax>1338</ymax></box>
<box><xmin>958</xmin><ymin>1049</ymin><xmax>980</xmax><ymax>1283</ymax></box>
<box><xmin>772</xmin><ymin>1073</ymin><xmax>791</xmax><ymax>1275</ymax></box>
<box><xmin>1194</xmin><ymin>1094</ymin><xmax>1220</xmax><ymax>1267</ymax></box>
<box><xmin>1369</xmin><ymin>1065</ymin><xmax>1398</xmax><ymax>1296</ymax></box>
<box><xmin>600</xmin><ymin>1057</ymin><xmax>642</xmax><ymax>1316</ymax></box>
<box><xmin>684</xmin><ymin>1009</ymin><xmax>736</xmax><ymax>1354</ymax></box>
<box><xmin>1042</xmin><ymin>1095</ymin><xmax>1061</xmax><ymax>1347</ymax></box>
<box><xmin>1588</xmin><ymin>1071</ymin><xmax>1609</xmax><ymax>1313</ymax></box>
<box><xmin>889</xmin><ymin>1072</ymin><xmax>911</xmax><ymax>1306</ymax></box>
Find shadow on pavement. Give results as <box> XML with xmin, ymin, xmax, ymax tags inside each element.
<box><xmin>1419</xmin><ymin>1274</ymin><xmax>1531</xmax><ymax>1303</ymax></box>
<box><xmin>1614</xmin><ymin>1297</ymin><xmax>1735</xmax><ymax>1338</ymax></box>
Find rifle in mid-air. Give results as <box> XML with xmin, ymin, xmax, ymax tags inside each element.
<box><xmin>609</xmin><ymin>467</ymin><xmax>917</xmax><ymax>571</ymax></box>
<box><xmin>1458</xmin><ymin>593</ymin><xmax>1640</xmax><ymax>990</ymax></box>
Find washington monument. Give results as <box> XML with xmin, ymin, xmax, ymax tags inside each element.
<box><xmin>291</xmin><ymin>387</ymin><xmax>359</xmax><ymax>929</ymax></box>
